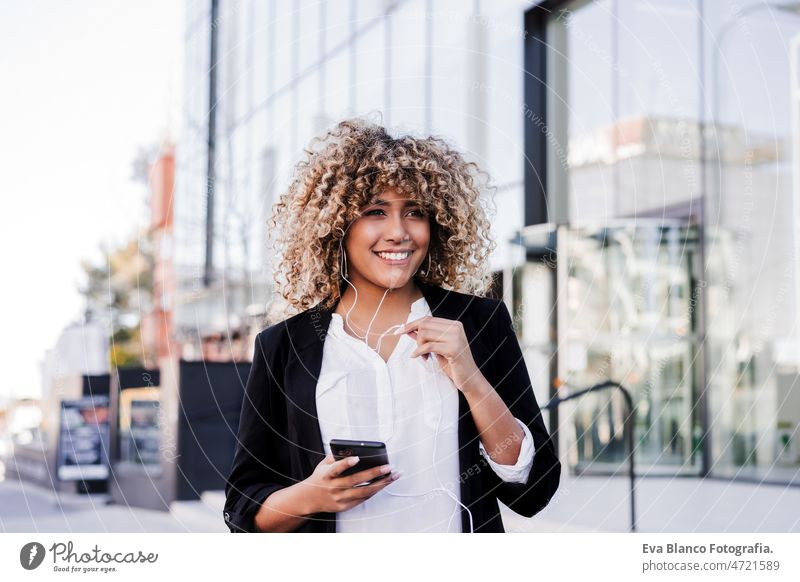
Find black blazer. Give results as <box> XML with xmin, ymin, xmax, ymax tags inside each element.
<box><xmin>223</xmin><ymin>280</ymin><xmax>560</xmax><ymax>532</ymax></box>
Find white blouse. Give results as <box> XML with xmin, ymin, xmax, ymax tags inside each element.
<box><xmin>315</xmin><ymin>296</ymin><xmax>535</xmax><ymax>532</ymax></box>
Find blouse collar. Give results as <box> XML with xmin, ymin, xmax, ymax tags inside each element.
<box><xmin>328</xmin><ymin>295</ymin><xmax>429</xmax><ymax>338</ymax></box>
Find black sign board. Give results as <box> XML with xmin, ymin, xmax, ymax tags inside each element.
<box><xmin>56</xmin><ymin>396</ymin><xmax>111</xmax><ymax>481</ymax></box>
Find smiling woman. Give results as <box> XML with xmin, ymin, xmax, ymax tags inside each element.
<box><xmin>342</xmin><ymin>190</ymin><xmax>431</xmax><ymax>294</ymax></box>
<box><xmin>269</xmin><ymin>118</ymin><xmax>496</xmax><ymax>313</ymax></box>
<box><xmin>223</xmin><ymin>117</ymin><xmax>561</xmax><ymax>533</ymax></box>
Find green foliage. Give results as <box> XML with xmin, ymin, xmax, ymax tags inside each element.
<box><xmin>78</xmin><ymin>232</ymin><xmax>155</xmax><ymax>369</ymax></box>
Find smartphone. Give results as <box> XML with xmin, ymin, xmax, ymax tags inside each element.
<box><xmin>330</xmin><ymin>439</ymin><xmax>391</xmax><ymax>487</ymax></box>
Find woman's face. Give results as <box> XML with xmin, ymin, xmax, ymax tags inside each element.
<box><xmin>342</xmin><ymin>188</ymin><xmax>430</xmax><ymax>291</ymax></box>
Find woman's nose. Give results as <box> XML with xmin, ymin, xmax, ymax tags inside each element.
<box><xmin>384</xmin><ymin>213</ymin><xmax>409</xmax><ymax>242</ymax></box>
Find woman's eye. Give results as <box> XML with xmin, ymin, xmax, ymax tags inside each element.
<box><xmin>363</xmin><ymin>208</ymin><xmax>424</xmax><ymax>217</ymax></box>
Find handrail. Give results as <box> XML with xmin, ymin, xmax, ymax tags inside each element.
<box><xmin>543</xmin><ymin>380</ymin><xmax>637</xmax><ymax>532</ymax></box>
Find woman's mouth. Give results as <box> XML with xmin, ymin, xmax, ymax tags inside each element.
<box><xmin>373</xmin><ymin>250</ymin><xmax>413</xmax><ymax>265</ymax></box>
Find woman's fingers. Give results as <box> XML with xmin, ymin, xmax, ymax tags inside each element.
<box><xmin>314</xmin><ymin>457</ymin><xmax>402</xmax><ymax>512</ymax></box>
<box><xmin>396</xmin><ymin>316</ymin><xmax>451</xmax><ymax>335</ymax></box>
<box><xmin>326</xmin><ymin>455</ymin><xmax>360</xmax><ymax>478</ymax></box>
<box><xmin>414</xmin><ymin>327</ymin><xmax>454</xmax><ymax>344</ymax></box>
<box><xmin>344</xmin><ymin>471</ymin><xmax>400</xmax><ymax>502</ymax></box>
<box><xmin>410</xmin><ymin>341</ymin><xmax>448</xmax><ymax>358</ymax></box>
<box><xmin>341</xmin><ymin>463</ymin><xmax>394</xmax><ymax>488</ymax></box>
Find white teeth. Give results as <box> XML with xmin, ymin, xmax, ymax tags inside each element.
<box><xmin>376</xmin><ymin>251</ymin><xmax>411</xmax><ymax>261</ymax></box>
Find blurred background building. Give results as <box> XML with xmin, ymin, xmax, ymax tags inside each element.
<box><xmin>9</xmin><ymin>0</ymin><xmax>797</xmax><ymax>521</ymax></box>
<box><xmin>171</xmin><ymin>0</ymin><xmax>800</xmax><ymax>489</ymax></box>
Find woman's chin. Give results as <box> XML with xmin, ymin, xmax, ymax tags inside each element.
<box><xmin>370</xmin><ymin>271</ymin><xmax>413</xmax><ymax>290</ymax></box>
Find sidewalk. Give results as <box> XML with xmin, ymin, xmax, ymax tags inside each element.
<box><xmin>2</xmin><ymin>474</ymin><xmax>799</xmax><ymax>533</ymax></box>
<box><xmin>502</xmin><ymin>474</ymin><xmax>800</xmax><ymax>533</ymax></box>
<box><xmin>0</xmin><ymin>478</ymin><xmax>226</xmax><ymax>533</ymax></box>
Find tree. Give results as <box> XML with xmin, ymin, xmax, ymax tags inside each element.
<box><xmin>78</xmin><ymin>232</ymin><xmax>155</xmax><ymax>368</ymax></box>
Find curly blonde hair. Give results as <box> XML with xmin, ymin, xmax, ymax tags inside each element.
<box><xmin>269</xmin><ymin>118</ymin><xmax>497</xmax><ymax>312</ymax></box>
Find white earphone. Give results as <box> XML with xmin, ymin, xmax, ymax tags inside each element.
<box><xmin>337</xmin><ymin>226</ymin><xmax>401</xmax><ymax>352</ymax></box>
<box><xmin>335</xmin><ymin>225</ymin><xmax>473</xmax><ymax>532</ymax></box>
<box><xmin>383</xmin><ymin>362</ymin><xmax>474</xmax><ymax>533</ymax></box>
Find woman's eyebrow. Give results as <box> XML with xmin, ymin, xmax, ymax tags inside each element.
<box><xmin>367</xmin><ymin>198</ymin><xmax>421</xmax><ymax>207</ymax></box>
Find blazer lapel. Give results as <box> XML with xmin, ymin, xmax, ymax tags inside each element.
<box><xmin>283</xmin><ymin>304</ymin><xmax>333</xmax><ymax>475</ymax></box>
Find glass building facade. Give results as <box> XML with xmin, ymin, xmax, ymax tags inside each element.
<box><xmin>177</xmin><ymin>0</ymin><xmax>800</xmax><ymax>485</ymax></box>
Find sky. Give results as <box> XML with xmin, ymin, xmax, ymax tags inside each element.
<box><xmin>0</xmin><ymin>1</ymin><xmax>184</xmax><ymax>399</ymax></box>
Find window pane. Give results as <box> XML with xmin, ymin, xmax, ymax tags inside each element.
<box><xmin>388</xmin><ymin>2</ymin><xmax>426</xmax><ymax>132</ymax></box>
<box><xmin>354</xmin><ymin>20</ymin><xmax>386</xmax><ymax>117</ymax></box>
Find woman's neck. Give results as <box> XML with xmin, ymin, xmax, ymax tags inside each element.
<box><xmin>335</xmin><ymin>278</ymin><xmax>423</xmax><ymax>331</ymax></box>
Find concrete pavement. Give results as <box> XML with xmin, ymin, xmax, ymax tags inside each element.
<box><xmin>502</xmin><ymin>474</ymin><xmax>800</xmax><ymax>533</ymax></box>
<box><xmin>2</xmin><ymin>473</ymin><xmax>799</xmax><ymax>533</ymax></box>
<box><xmin>0</xmin><ymin>478</ymin><xmax>226</xmax><ymax>533</ymax></box>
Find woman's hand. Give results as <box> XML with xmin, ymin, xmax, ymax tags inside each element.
<box><xmin>298</xmin><ymin>454</ymin><xmax>400</xmax><ymax>515</ymax></box>
<box><xmin>395</xmin><ymin>316</ymin><xmax>484</xmax><ymax>394</ymax></box>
